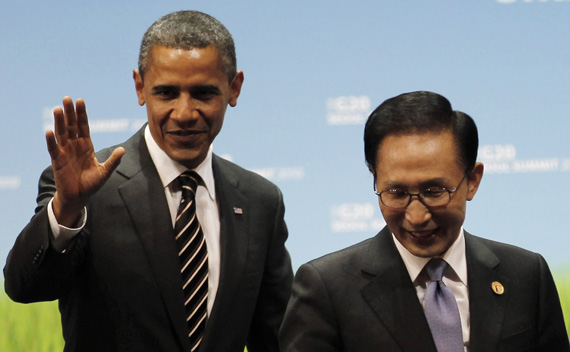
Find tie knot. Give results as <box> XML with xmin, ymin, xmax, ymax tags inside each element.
<box><xmin>178</xmin><ymin>171</ymin><xmax>201</xmax><ymax>198</ymax></box>
<box><xmin>425</xmin><ymin>258</ymin><xmax>448</xmax><ymax>282</ymax></box>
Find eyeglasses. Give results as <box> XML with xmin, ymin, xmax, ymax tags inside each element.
<box><xmin>374</xmin><ymin>173</ymin><xmax>468</xmax><ymax>208</ymax></box>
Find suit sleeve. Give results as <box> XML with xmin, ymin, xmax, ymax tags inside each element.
<box><xmin>4</xmin><ymin>166</ymin><xmax>84</xmax><ymax>302</ymax></box>
<box><xmin>279</xmin><ymin>262</ymin><xmax>343</xmax><ymax>352</ymax></box>
<box><xmin>246</xmin><ymin>188</ymin><xmax>294</xmax><ymax>352</ymax></box>
<box><xmin>535</xmin><ymin>254</ymin><xmax>570</xmax><ymax>351</ymax></box>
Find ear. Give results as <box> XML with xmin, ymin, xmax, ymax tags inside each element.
<box><xmin>466</xmin><ymin>162</ymin><xmax>484</xmax><ymax>201</ymax></box>
<box><xmin>228</xmin><ymin>70</ymin><xmax>244</xmax><ymax>107</ymax></box>
<box><xmin>133</xmin><ymin>69</ymin><xmax>146</xmax><ymax>106</ymax></box>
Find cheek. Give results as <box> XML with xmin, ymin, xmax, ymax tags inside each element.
<box><xmin>206</xmin><ymin>97</ymin><xmax>229</xmax><ymax>114</ymax></box>
<box><xmin>450</xmin><ymin>199</ymin><xmax>467</xmax><ymax>219</ymax></box>
<box><xmin>431</xmin><ymin>204</ymin><xmax>466</xmax><ymax>229</ymax></box>
<box><xmin>146</xmin><ymin>105</ymin><xmax>169</xmax><ymax>126</ymax></box>
<box><xmin>379</xmin><ymin>206</ymin><xmax>403</xmax><ymax>226</ymax></box>
<box><xmin>204</xmin><ymin>112</ymin><xmax>225</xmax><ymax>133</ymax></box>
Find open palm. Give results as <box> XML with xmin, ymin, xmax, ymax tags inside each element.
<box><xmin>46</xmin><ymin>97</ymin><xmax>124</xmax><ymax>226</ymax></box>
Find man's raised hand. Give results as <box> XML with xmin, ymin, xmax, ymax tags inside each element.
<box><xmin>45</xmin><ymin>97</ymin><xmax>125</xmax><ymax>227</ymax></box>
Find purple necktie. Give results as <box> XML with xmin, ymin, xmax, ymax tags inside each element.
<box><xmin>424</xmin><ymin>258</ymin><xmax>463</xmax><ymax>352</ymax></box>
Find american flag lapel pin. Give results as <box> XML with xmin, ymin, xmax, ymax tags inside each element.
<box><xmin>233</xmin><ymin>207</ymin><xmax>243</xmax><ymax>215</ymax></box>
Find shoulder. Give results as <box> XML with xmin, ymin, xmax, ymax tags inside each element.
<box><xmin>95</xmin><ymin>128</ymin><xmax>146</xmax><ymax>161</ymax></box>
<box><xmin>212</xmin><ymin>154</ymin><xmax>283</xmax><ymax>197</ymax></box>
<box><xmin>301</xmin><ymin>236</ymin><xmax>376</xmax><ymax>279</ymax></box>
<box><xmin>466</xmin><ymin>232</ymin><xmax>542</xmax><ymax>260</ymax></box>
<box><xmin>465</xmin><ymin>232</ymin><xmax>550</xmax><ymax>277</ymax></box>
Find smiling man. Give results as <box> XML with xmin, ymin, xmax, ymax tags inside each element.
<box><xmin>4</xmin><ymin>11</ymin><xmax>292</xmax><ymax>352</ymax></box>
<box><xmin>279</xmin><ymin>91</ymin><xmax>569</xmax><ymax>352</ymax></box>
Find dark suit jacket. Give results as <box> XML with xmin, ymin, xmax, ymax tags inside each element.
<box><xmin>4</xmin><ymin>127</ymin><xmax>293</xmax><ymax>352</ymax></box>
<box><xmin>279</xmin><ymin>226</ymin><xmax>569</xmax><ymax>352</ymax></box>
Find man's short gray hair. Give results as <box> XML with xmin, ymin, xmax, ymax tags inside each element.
<box><xmin>138</xmin><ymin>10</ymin><xmax>237</xmax><ymax>82</ymax></box>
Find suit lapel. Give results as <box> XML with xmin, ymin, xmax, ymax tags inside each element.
<box><xmin>115</xmin><ymin>128</ymin><xmax>191</xmax><ymax>351</ymax></box>
<box><xmin>200</xmin><ymin>155</ymin><xmax>250</xmax><ymax>347</ymax></box>
<box><xmin>360</xmin><ymin>228</ymin><xmax>437</xmax><ymax>352</ymax></box>
<box><xmin>465</xmin><ymin>233</ymin><xmax>509</xmax><ymax>352</ymax></box>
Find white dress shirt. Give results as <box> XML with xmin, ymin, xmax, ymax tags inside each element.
<box><xmin>48</xmin><ymin>125</ymin><xmax>221</xmax><ymax>315</ymax></box>
<box><xmin>393</xmin><ymin>229</ymin><xmax>470</xmax><ymax>351</ymax></box>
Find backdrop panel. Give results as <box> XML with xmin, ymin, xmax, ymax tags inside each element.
<box><xmin>1</xmin><ymin>0</ymin><xmax>569</xmax><ymax>273</ymax></box>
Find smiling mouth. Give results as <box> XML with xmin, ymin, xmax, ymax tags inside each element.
<box><xmin>170</xmin><ymin>130</ymin><xmax>202</xmax><ymax>136</ymax></box>
<box><xmin>167</xmin><ymin>129</ymin><xmax>206</xmax><ymax>141</ymax></box>
<box><xmin>408</xmin><ymin>230</ymin><xmax>437</xmax><ymax>241</ymax></box>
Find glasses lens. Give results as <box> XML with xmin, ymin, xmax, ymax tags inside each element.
<box><xmin>380</xmin><ymin>193</ymin><xmax>408</xmax><ymax>208</ymax></box>
<box><xmin>421</xmin><ymin>190</ymin><xmax>450</xmax><ymax>207</ymax></box>
<box><xmin>380</xmin><ymin>191</ymin><xmax>451</xmax><ymax>208</ymax></box>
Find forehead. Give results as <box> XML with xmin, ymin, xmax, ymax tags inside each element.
<box><xmin>374</xmin><ymin>131</ymin><xmax>464</xmax><ymax>182</ymax></box>
<box><xmin>145</xmin><ymin>45</ymin><xmax>227</xmax><ymax>79</ymax></box>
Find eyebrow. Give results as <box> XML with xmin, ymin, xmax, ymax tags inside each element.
<box><xmin>190</xmin><ymin>84</ymin><xmax>222</xmax><ymax>94</ymax></box>
<box><xmin>151</xmin><ymin>85</ymin><xmax>177</xmax><ymax>93</ymax></box>
<box><xmin>150</xmin><ymin>84</ymin><xmax>222</xmax><ymax>94</ymax></box>
<box><xmin>383</xmin><ymin>178</ymin><xmax>451</xmax><ymax>189</ymax></box>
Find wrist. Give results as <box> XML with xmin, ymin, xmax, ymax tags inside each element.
<box><xmin>52</xmin><ymin>192</ymin><xmax>85</xmax><ymax>227</ymax></box>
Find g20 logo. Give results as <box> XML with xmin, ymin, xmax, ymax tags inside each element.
<box><xmin>479</xmin><ymin>144</ymin><xmax>517</xmax><ymax>161</ymax></box>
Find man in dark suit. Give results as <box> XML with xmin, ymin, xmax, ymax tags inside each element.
<box><xmin>279</xmin><ymin>91</ymin><xmax>569</xmax><ymax>351</ymax></box>
<box><xmin>4</xmin><ymin>11</ymin><xmax>293</xmax><ymax>352</ymax></box>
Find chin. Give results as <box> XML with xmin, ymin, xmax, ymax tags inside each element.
<box><xmin>405</xmin><ymin>243</ymin><xmax>447</xmax><ymax>258</ymax></box>
<box><xmin>168</xmin><ymin>150</ymin><xmax>205</xmax><ymax>166</ymax></box>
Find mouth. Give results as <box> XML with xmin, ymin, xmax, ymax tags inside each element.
<box><xmin>169</xmin><ymin>129</ymin><xmax>203</xmax><ymax>136</ymax></box>
<box><xmin>407</xmin><ymin>229</ymin><xmax>437</xmax><ymax>243</ymax></box>
<box><xmin>167</xmin><ymin>129</ymin><xmax>206</xmax><ymax>143</ymax></box>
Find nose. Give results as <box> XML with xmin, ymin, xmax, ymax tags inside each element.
<box><xmin>405</xmin><ymin>196</ymin><xmax>431</xmax><ymax>225</ymax></box>
<box><xmin>172</xmin><ymin>96</ymin><xmax>200</xmax><ymax>122</ymax></box>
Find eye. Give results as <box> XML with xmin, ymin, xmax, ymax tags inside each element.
<box><xmin>152</xmin><ymin>87</ymin><xmax>178</xmax><ymax>100</ymax></box>
<box><xmin>194</xmin><ymin>92</ymin><xmax>215</xmax><ymax>101</ymax></box>
<box><xmin>422</xmin><ymin>187</ymin><xmax>446</xmax><ymax>198</ymax></box>
<box><xmin>191</xmin><ymin>86</ymin><xmax>221</xmax><ymax>102</ymax></box>
<box><xmin>385</xmin><ymin>189</ymin><xmax>408</xmax><ymax>199</ymax></box>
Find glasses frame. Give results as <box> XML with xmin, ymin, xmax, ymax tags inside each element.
<box><xmin>374</xmin><ymin>172</ymin><xmax>468</xmax><ymax>209</ymax></box>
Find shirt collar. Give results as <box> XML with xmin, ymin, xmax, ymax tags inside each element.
<box><xmin>392</xmin><ymin>227</ymin><xmax>468</xmax><ymax>286</ymax></box>
<box><xmin>144</xmin><ymin>125</ymin><xmax>216</xmax><ymax>201</ymax></box>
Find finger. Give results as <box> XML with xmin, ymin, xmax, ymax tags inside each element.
<box><xmin>62</xmin><ymin>96</ymin><xmax>78</xmax><ymax>139</ymax></box>
<box><xmin>75</xmin><ymin>98</ymin><xmax>91</xmax><ymax>139</ymax></box>
<box><xmin>53</xmin><ymin>106</ymin><xmax>68</xmax><ymax>147</ymax></box>
<box><xmin>45</xmin><ymin>130</ymin><xmax>61</xmax><ymax>161</ymax></box>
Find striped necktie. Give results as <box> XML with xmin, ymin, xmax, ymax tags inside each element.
<box><xmin>423</xmin><ymin>258</ymin><xmax>463</xmax><ymax>352</ymax></box>
<box><xmin>175</xmin><ymin>171</ymin><xmax>209</xmax><ymax>351</ymax></box>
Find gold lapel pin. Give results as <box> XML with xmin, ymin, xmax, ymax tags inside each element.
<box><xmin>491</xmin><ymin>281</ymin><xmax>505</xmax><ymax>295</ymax></box>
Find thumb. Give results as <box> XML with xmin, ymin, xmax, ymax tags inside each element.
<box><xmin>101</xmin><ymin>147</ymin><xmax>125</xmax><ymax>176</ymax></box>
